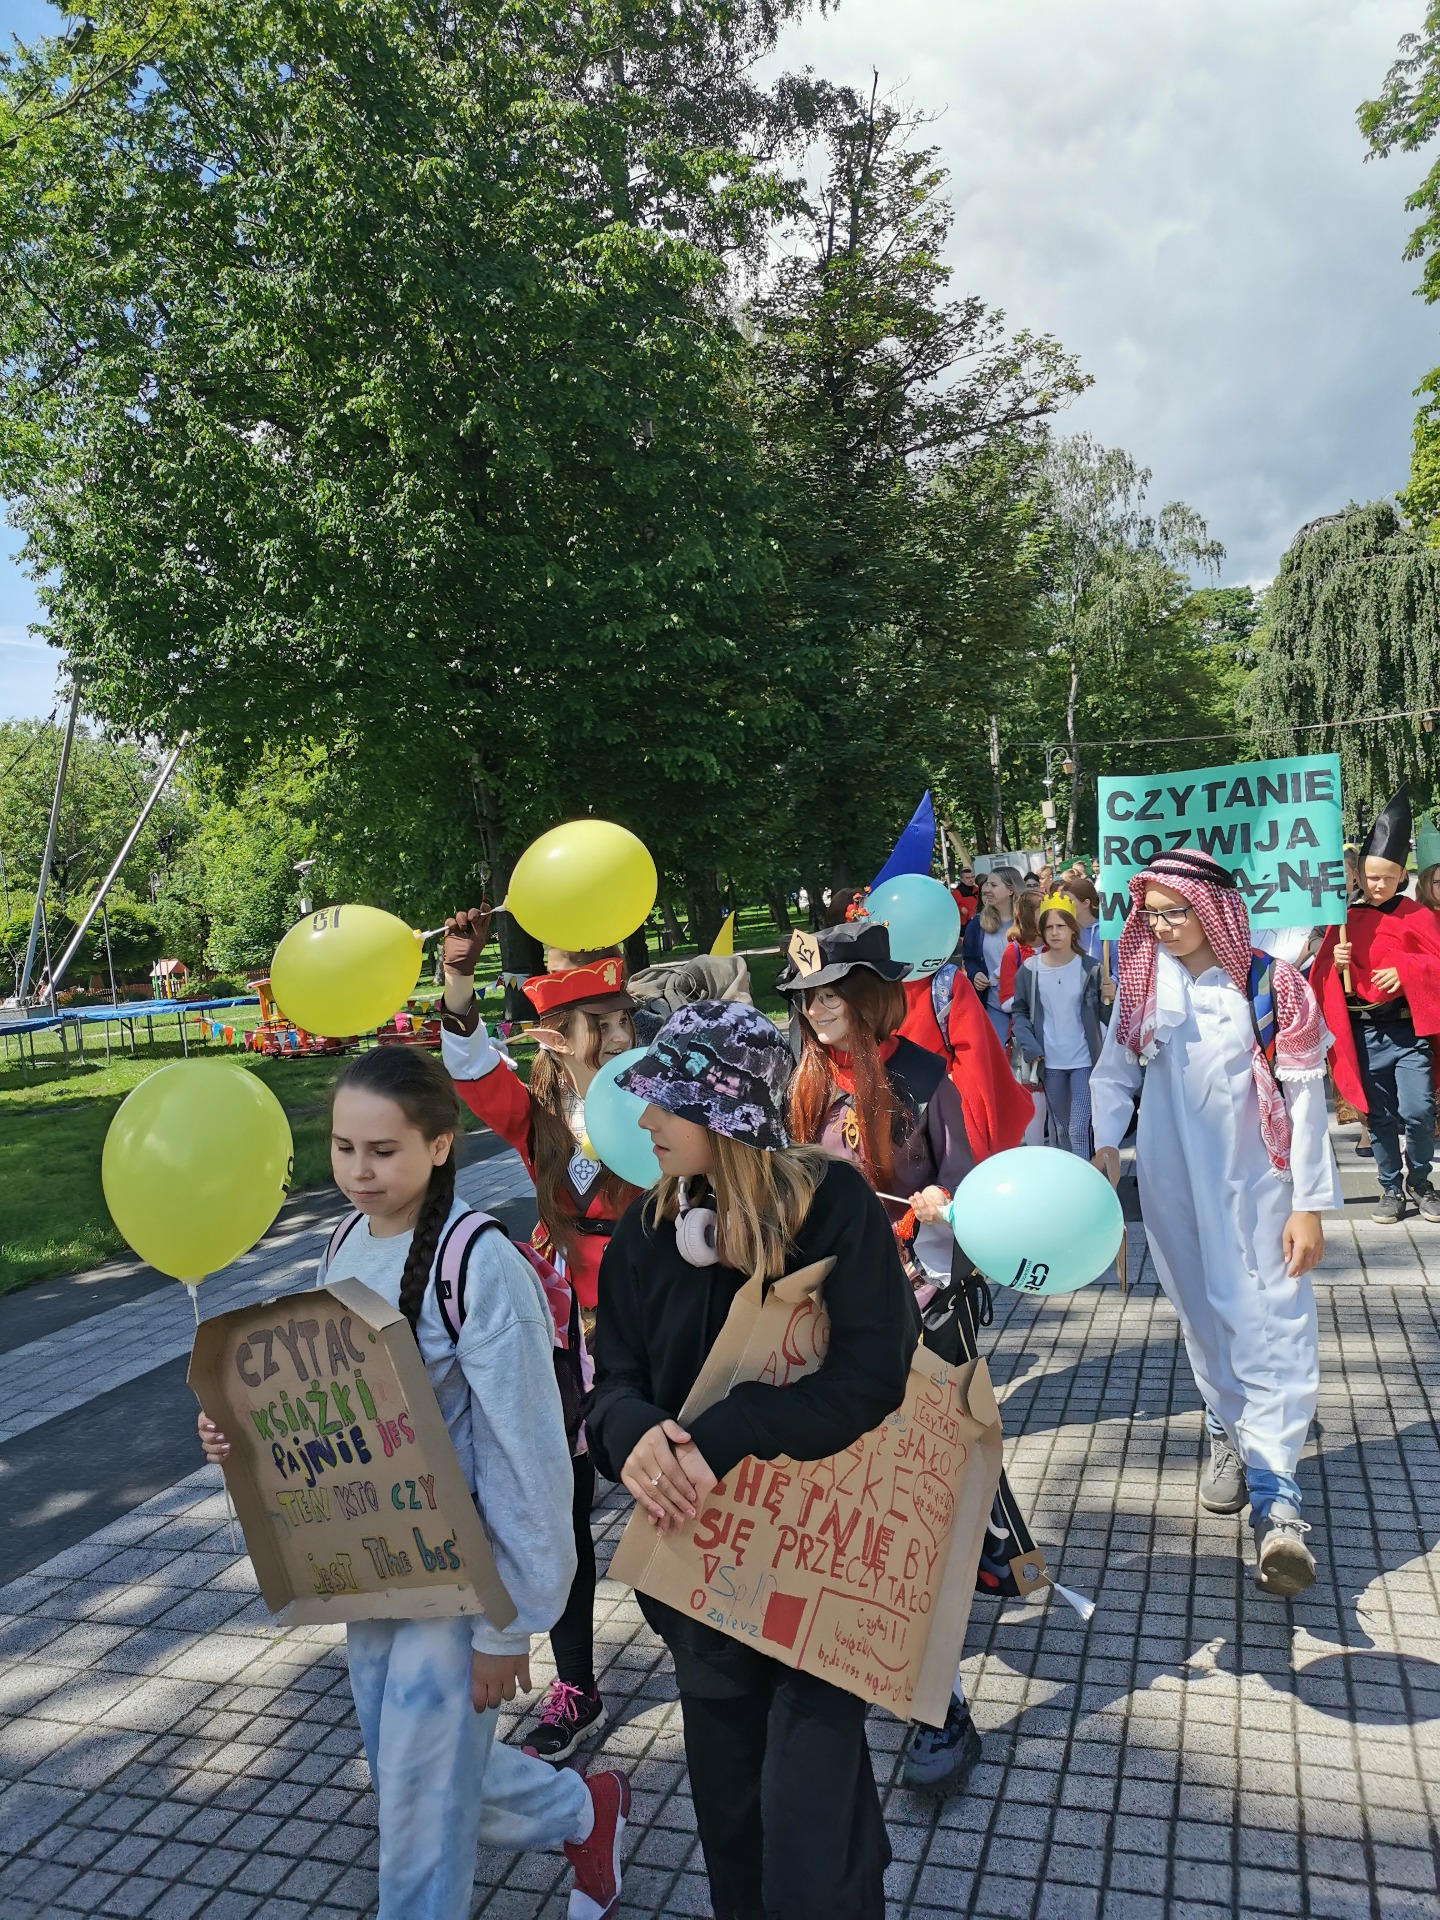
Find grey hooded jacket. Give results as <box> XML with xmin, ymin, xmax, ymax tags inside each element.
<box><xmin>1010</xmin><ymin>952</ymin><xmax>1108</xmax><ymax>1067</ymax></box>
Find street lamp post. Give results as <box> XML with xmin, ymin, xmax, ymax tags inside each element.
<box><xmin>1041</xmin><ymin>747</ymin><xmax>1075</xmax><ymax>866</ymax></box>
<box><xmin>294</xmin><ymin>858</ymin><xmax>318</xmax><ymax>918</ymax></box>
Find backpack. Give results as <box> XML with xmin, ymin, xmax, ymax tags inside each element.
<box><xmin>322</xmin><ymin>1207</ymin><xmax>587</xmax><ymax>1447</ymax></box>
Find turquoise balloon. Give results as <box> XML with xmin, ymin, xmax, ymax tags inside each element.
<box><xmin>945</xmin><ymin>1147</ymin><xmax>1123</xmax><ymax>1296</ymax></box>
<box><xmin>864</xmin><ymin>873</ymin><xmax>961</xmax><ymax>977</ymax></box>
<box><xmin>582</xmin><ymin>1047</ymin><xmax>661</xmax><ymax>1189</ymax></box>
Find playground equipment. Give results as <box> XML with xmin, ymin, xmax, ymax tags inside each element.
<box><xmin>241</xmin><ymin>978</ymin><xmax>352</xmax><ymax>1059</ymax></box>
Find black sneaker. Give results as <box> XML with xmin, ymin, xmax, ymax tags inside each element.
<box><xmin>521</xmin><ymin>1680</ymin><xmax>607</xmax><ymax>1764</ymax></box>
<box><xmin>1409</xmin><ymin>1184</ymin><xmax>1440</xmax><ymax>1225</ymax></box>
<box><xmin>899</xmin><ymin>1692</ymin><xmax>982</xmax><ymax>1796</ymax></box>
<box><xmin>1371</xmin><ymin>1191</ymin><xmax>1408</xmax><ymax>1224</ymax></box>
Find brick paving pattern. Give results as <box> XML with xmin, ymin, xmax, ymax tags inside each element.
<box><xmin>0</xmin><ymin>1129</ymin><xmax>1436</xmax><ymax>1917</ymax></box>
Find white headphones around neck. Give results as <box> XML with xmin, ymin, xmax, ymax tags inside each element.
<box><xmin>676</xmin><ymin>1178</ymin><xmax>719</xmax><ymax>1267</ymax></box>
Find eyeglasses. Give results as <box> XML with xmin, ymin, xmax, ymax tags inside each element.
<box><xmin>1141</xmin><ymin>906</ymin><xmax>1193</xmax><ymax>929</ymax></box>
<box><xmin>806</xmin><ymin>988</ymin><xmax>845</xmax><ymax>1011</ymax></box>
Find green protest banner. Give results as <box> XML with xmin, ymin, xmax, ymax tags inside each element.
<box><xmin>1097</xmin><ymin>754</ymin><xmax>1346</xmax><ymax>937</ymax></box>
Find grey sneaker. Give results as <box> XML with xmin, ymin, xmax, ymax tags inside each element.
<box><xmin>1199</xmin><ymin>1433</ymin><xmax>1247</xmax><ymax>1514</ymax></box>
<box><xmin>1371</xmin><ymin>1191</ymin><xmax>1408</xmax><ymax>1224</ymax></box>
<box><xmin>1410</xmin><ymin>1184</ymin><xmax>1440</xmax><ymax>1225</ymax></box>
<box><xmin>899</xmin><ymin>1693</ymin><xmax>982</xmax><ymax>1796</ymax></box>
<box><xmin>1252</xmin><ymin>1503</ymin><xmax>1316</xmax><ymax>1598</ymax></box>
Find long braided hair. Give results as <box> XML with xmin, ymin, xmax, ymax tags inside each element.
<box><xmin>333</xmin><ymin>1046</ymin><xmax>460</xmax><ymax>1335</ymax></box>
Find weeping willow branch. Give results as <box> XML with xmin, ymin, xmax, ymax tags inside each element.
<box><xmin>1240</xmin><ymin>502</ymin><xmax>1440</xmax><ymax>826</ymax></box>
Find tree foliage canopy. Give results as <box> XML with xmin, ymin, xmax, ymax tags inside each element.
<box><xmin>1241</xmin><ymin>503</ymin><xmax>1440</xmax><ymax>822</ymax></box>
<box><xmin>1</xmin><ymin>2</ymin><xmax>1265</xmax><ymax>937</ymax></box>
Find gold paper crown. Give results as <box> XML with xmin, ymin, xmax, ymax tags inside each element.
<box><xmin>1039</xmin><ymin>891</ymin><xmax>1076</xmax><ymax>917</ymax></box>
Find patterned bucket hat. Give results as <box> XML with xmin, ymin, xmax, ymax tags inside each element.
<box><xmin>615</xmin><ymin>1000</ymin><xmax>791</xmax><ymax>1151</ymax></box>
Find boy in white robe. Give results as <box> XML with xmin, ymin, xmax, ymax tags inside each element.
<box><xmin>1089</xmin><ymin>848</ymin><xmax>1341</xmax><ymax>1597</ymax></box>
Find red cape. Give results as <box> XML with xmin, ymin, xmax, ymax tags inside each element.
<box><xmin>899</xmin><ymin>974</ymin><xmax>1034</xmax><ymax>1161</ymax></box>
<box><xmin>1311</xmin><ymin>898</ymin><xmax>1440</xmax><ymax>1113</ymax></box>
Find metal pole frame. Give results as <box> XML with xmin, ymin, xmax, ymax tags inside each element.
<box><xmin>19</xmin><ymin>681</ymin><xmax>82</xmax><ymax>1004</ymax></box>
<box><xmin>46</xmin><ymin>733</ymin><xmax>189</xmax><ymax>1002</ymax></box>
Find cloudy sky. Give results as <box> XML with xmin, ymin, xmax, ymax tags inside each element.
<box><xmin>2</xmin><ymin>0</ymin><xmax>1435</xmax><ymax>719</ymax></box>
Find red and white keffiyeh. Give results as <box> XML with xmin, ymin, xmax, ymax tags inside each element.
<box><xmin>1115</xmin><ymin>849</ymin><xmax>1327</xmax><ymax>1175</ymax></box>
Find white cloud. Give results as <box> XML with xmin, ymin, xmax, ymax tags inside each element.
<box><xmin>767</xmin><ymin>0</ymin><xmax>1437</xmax><ymax>579</ymax></box>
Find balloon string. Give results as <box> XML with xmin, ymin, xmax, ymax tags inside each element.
<box><xmin>188</xmin><ymin>1284</ymin><xmax>201</xmax><ymax>1326</ymax></box>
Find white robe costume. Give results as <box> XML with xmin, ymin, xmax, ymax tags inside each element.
<box><xmin>1090</xmin><ymin>950</ymin><xmax>1342</xmax><ymax>1491</ymax></box>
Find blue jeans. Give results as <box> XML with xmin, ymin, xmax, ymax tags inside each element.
<box><xmin>1204</xmin><ymin>1408</ymin><xmax>1300</xmax><ymax>1516</ymax></box>
<box><xmin>1356</xmin><ymin>1019</ymin><xmax>1435</xmax><ymax>1196</ymax></box>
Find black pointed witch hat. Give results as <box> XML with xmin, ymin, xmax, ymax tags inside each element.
<box><xmin>1359</xmin><ymin>783</ymin><xmax>1412</xmax><ymax>868</ymax></box>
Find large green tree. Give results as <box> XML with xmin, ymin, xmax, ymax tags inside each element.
<box><xmin>1240</xmin><ymin>502</ymin><xmax>1440</xmax><ymax>822</ymax></box>
<box><xmin>0</xmin><ymin>0</ymin><xmax>814</xmax><ymax>919</ymax></box>
<box><xmin>1018</xmin><ymin>435</ymin><xmax>1224</xmax><ymax>854</ymax></box>
<box><xmin>1361</xmin><ymin>6</ymin><xmax>1440</xmax><ymax>530</ymax></box>
<box><xmin>0</xmin><ymin>717</ymin><xmax>192</xmax><ymax>915</ymax></box>
<box><xmin>744</xmin><ymin>84</ymin><xmax>1084</xmax><ymax>892</ymax></box>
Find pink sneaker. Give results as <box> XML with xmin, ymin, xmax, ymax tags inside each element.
<box><xmin>564</xmin><ymin>1768</ymin><xmax>630</xmax><ymax>1920</ymax></box>
<box><xmin>522</xmin><ymin>1678</ymin><xmax>607</xmax><ymax>1763</ymax></box>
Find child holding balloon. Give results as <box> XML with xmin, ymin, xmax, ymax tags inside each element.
<box><xmin>438</xmin><ymin>907</ymin><xmax>639</xmax><ymax>1763</ymax></box>
<box><xmin>585</xmin><ymin>999</ymin><xmax>918</xmax><ymax>1920</ymax></box>
<box><xmin>197</xmin><ymin>1046</ymin><xmax>628</xmax><ymax>1920</ymax></box>
<box><xmin>1089</xmin><ymin>847</ymin><xmax>1340</xmax><ymax>1597</ymax></box>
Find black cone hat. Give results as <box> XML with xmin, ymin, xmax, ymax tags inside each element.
<box><xmin>1359</xmin><ymin>784</ymin><xmax>1412</xmax><ymax>867</ymax></box>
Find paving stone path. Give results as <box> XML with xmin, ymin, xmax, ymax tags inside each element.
<box><xmin>0</xmin><ymin>1125</ymin><xmax>1436</xmax><ymax>1918</ymax></box>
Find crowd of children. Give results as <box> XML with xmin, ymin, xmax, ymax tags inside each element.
<box><xmin>193</xmin><ymin>785</ymin><xmax>1440</xmax><ymax>1920</ymax></box>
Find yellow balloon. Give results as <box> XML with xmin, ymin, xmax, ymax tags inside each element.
<box><xmin>102</xmin><ymin>1061</ymin><xmax>293</xmax><ymax>1283</ymax></box>
<box><xmin>270</xmin><ymin>904</ymin><xmax>423</xmax><ymax>1037</ymax></box>
<box><xmin>506</xmin><ymin>821</ymin><xmax>657</xmax><ymax>950</ymax></box>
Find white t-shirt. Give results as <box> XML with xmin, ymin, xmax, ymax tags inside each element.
<box><xmin>1032</xmin><ymin>956</ymin><xmax>1090</xmax><ymax>1069</ymax></box>
<box><xmin>981</xmin><ymin>925</ymin><xmax>1009</xmax><ymax>1009</ymax></box>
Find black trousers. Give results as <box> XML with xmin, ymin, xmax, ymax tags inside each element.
<box><xmin>655</xmin><ymin>1613</ymin><xmax>890</xmax><ymax>1920</ymax></box>
<box><xmin>550</xmin><ymin>1452</ymin><xmax>597</xmax><ymax>1688</ymax></box>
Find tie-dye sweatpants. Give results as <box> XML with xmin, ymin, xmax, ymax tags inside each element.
<box><xmin>348</xmin><ymin>1616</ymin><xmax>590</xmax><ymax>1920</ymax></box>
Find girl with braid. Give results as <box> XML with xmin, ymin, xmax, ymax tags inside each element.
<box><xmin>197</xmin><ymin>1047</ymin><xmax>628</xmax><ymax>1920</ymax></box>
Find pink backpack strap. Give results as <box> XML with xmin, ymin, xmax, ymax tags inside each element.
<box><xmin>434</xmin><ymin>1210</ymin><xmax>491</xmax><ymax>1344</ymax></box>
<box><xmin>432</xmin><ymin>1209</ymin><xmax>574</xmax><ymax>1351</ymax></box>
<box><xmin>323</xmin><ymin>1210</ymin><xmax>364</xmax><ymax>1273</ymax></box>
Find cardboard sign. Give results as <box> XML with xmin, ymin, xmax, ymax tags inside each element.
<box><xmin>1096</xmin><ymin>753</ymin><xmax>1347</xmax><ymax>937</ymax></box>
<box><xmin>609</xmin><ymin>1261</ymin><xmax>1004</xmax><ymax>1727</ymax></box>
<box><xmin>189</xmin><ymin>1279</ymin><xmax>515</xmax><ymax>1629</ymax></box>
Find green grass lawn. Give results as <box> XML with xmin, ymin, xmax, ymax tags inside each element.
<box><xmin>0</xmin><ymin>911</ymin><xmax>790</xmax><ymax>1295</ymax></box>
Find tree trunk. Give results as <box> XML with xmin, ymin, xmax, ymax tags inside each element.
<box><xmin>764</xmin><ymin>883</ymin><xmax>793</xmax><ymax>936</ymax></box>
<box><xmin>623</xmin><ymin>927</ymin><xmax>650</xmax><ymax>972</ymax></box>
<box><xmin>684</xmin><ymin>870</ymin><xmax>725</xmax><ymax>953</ymax></box>
<box><xmin>1063</xmin><ymin>658</ymin><xmax>1082</xmax><ymax>857</ymax></box>
<box><xmin>660</xmin><ymin>900</ymin><xmax>682</xmax><ymax>952</ymax></box>
<box><xmin>497</xmin><ymin>912</ymin><xmax>544</xmax><ymax>1022</ymax></box>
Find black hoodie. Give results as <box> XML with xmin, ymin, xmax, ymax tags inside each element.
<box><xmin>585</xmin><ymin>1158</ymin><xmax>918</xmax><ymax>1487</ymax></box>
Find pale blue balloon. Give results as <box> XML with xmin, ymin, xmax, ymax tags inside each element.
<box><xmin>944</xmin><ymin>1146</ymin><xmax>1123</xmax><ymax>1296</ymax></box>
<box><xmin>864</xmin><ymin>873</ymin><xmax>961</xmax><ymax>977</ymax></box>
<box><xmin>582</xmin><ymin>1046</ymin><xmax>662</xmax><ymax>1189</ymax></box>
